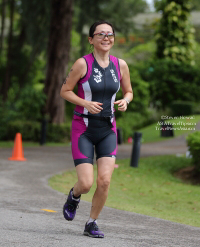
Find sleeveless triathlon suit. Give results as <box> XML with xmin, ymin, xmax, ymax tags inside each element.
<box><xmin>71</xmin><ymin>53</ymin><xmax>121</xmax><ymax>166</ymax></box>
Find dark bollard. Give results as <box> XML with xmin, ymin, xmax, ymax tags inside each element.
<box><xmin>167</xmin><ymin>123</ymin><xmax>174</xmax><ymax>137</ymax></box>
<box><xmin>117</xmin><ymin>128</ymin><xmax>123</xmax><ymax>144</ymax></box>
<box><xmin>40</xmin><ymin>119</ymin><xmax>48</xmax><ymax>145</ymax></box>
<box><xmin>161</xmin><ymin>121</ymin><xmax>174</xmax><ymax>137</ymax></box>
<box><xmin>130</xmin><ymin>132</ymin><xmax>142</xmax><ymax>168</ymax></box>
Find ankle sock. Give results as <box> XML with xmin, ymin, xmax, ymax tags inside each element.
<box><xmin>72</xmin><ymin>188</ymin><xmax>81</xmax><ymax>200</ymax></box>
<box><xmin>87</xmin><ymin>218</ymin><xmax>97</xmax><ymax>225</ymax></box>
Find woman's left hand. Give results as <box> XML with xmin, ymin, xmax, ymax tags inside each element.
<box><xmin>114</xmin><ymin>99</ymin><xmax>128</xmax><ymax>112</ymax></box>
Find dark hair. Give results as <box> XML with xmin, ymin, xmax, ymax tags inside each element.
<box><xmin>89</xmin><ymin>21</ymin><xmax>115</xmax><ymax>37</ymax></box>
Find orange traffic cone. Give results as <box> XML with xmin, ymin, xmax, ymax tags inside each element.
<box><xmin>9</xmin><ymin>133</ymin><xmax>27</xmax><ymax>161</ymax></box>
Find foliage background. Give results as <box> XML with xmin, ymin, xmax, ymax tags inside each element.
<box><xmin>0</xmin><ymin>0</ymin><xmax>200</xmax><ymax>142</ymax></box>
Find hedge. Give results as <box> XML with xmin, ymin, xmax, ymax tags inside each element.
<box><xmin>170</xmin><ymin>101</ymin><xmax>194</xmax><ymax>116</ymax></box>
<box><xmin>116</xmin><ymin>111</ymin><xmax>154</xmax><ymax>142</ymax></box>
<box><xmin>0</xmin><ymin>120</ymin><xmax>71</xmax><ymax>143</ymax></box>
<box><xmin>187</xmin><ymin>131</ymin><xmax>200</xmax><ymax>171</ymax></box>
<box><xmin>139</xmin><ymin>59</ymin><xmax>200</xmax><ymax>109</ymax></box>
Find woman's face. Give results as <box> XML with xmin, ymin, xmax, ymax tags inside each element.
<box><xmin>89</xmin><ymin>24</ymin><xmax>115</xmax><ymax>52</ymax></box>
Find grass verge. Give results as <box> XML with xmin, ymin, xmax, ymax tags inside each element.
<box><xmin>139</xmin><ymin>114</ymin><xmax>200</xmax><ymax>143</ymax></box>
<box><xmin>49</xmin><ymin>155</ymin><xmax>200</xmax><ymax>227</ymax></box>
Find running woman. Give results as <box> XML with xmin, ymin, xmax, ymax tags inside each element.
<box><xmin>60</xmin><ymin>20</ymin><xmax>133</xmax><ymax>238</ymax></box>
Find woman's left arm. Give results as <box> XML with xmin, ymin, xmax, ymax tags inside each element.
<box><xmin>114</xmin><ymin>59</ymin><xmax>133</xmax><ymax>112</ymax></box>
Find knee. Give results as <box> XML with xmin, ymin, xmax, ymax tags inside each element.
<box><xmin>79</xmin><ymin>180</ymin><xmax>93</xmax><ymax>194</ymax></box>
<box><xmin>97</xmin><ymin>177</ymin><xmax>111</xmax><ymax>191</ymax></box>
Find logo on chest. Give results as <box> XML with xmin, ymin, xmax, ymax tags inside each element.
<box><xmin>110</xmin><ymin>69</ymin><xmax>118</xmax><ymax>83</ymax></box>
<box><xmin>93</xmin><ymin>68</ymin><xmax>102</xmax><ymax>83</ymax></box>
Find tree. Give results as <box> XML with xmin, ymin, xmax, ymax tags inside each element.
<box><xmin>74</xmin><ymin>0</ymin><xmax>148</xmax><ymax>56</ymax></box>
<box><xmin>144</xmin><ymin>0</ymin><xmax>199</xmax><ymax>110</ymax></box>
<box><xmin>191</xmin><ymin>0</ymin><xmax>200</xmax><ymax>10</ymax></box>
<box><xmin>2</xmin><ymin>0</ymin><xmax>15</xmax><ymax>101</ymax></box>
<box><xmin>16</xmin><ymin>0</ymin><xmax>51</xmax><ymax>89</ymax></box>
<box><xmin>20</xmin><ymin>0</ymin><xmax>51</xmax><ymax>55</ymax></box>
<box><xmin>44</xmin><ymin>0</ymin><xmax>73</xmax><ymax>124</ymax></box>
<box><xmin>154</xmin><ymin>0</ymin><xmax>200</xmax><ymax>11</ymax></box>
<box><xmin>155</xmin><ymin>0</ymin><xmax>196</xmax><ymax>65</ymax></box>
<box><xmin>75</xmin><ymin>0</ymin><xmax>105</xmax><ymax>56</ymax></box>
<box><xmin>0</xmin><ymin>0</ymin><xmax>52</xmax><ymax>101</ymax></box>
<box><xmin>0</xmin><ymin>0</ymin><xmax>6</xmax><ymax>57</ymax></box>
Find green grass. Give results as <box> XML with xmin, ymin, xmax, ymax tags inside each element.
<box><xmin>139</xmin><ymin>114</ymin><xmax>200</xmax><ymax>143</ymax></box>
<box><xmin>49</xmin><ymin>155</ymin><xmax>200</xmax><ymax>227</ymax></box>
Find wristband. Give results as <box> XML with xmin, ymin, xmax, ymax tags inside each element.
<box><xmin>124</xmin><ymin>97</ymin><xmax>130</xmax><ymax>105</ymax></box>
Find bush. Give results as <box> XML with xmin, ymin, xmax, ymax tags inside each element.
<box><xmin>115</xmin><ymin>65</ymin><xmax>150</xmax><ymax>119</ymax></box>
<box><xmin>170</xmin><ymin>101</ymin><xmax>194</xmax><ymax>116</ymax></box>
<box><xmin>47</xmin><ymin>123</ymin><xmax>71</xmax><ymax>142</ymax></box>
<box><xmin>6</xmin><ymin>121</ymin><xmax>41</xmax><ymax>141</ymax></box>
<box><xmin>0</xmin><ymin>84</ymin><xmax>46</xmax><ymax>124</ymax></box>
<box><xmin>0</xmin><ymin>120</ymin><xmax>71</xmax><ymax>143</ymax></box>
<box><xmin>139</xmin><ymin>59</ymin><xmax>200</xmax><ymax>109</ymax></box>
<box><xmin>129</xmin><ymin>65</ymin><xmax>150</xmax><ymax>113</ymax></box>
<box><xmin>155</xmin><ymin>0</ymin><xmax>195</xmax><ymax>64</ymax></box>
<box><xmin>193</xmin><ymin>103</ymin><xmax>200</xmax><ymax>115</ymax></box>
<box><xmin>16</xmin><ymin>85</ymin><xmax>46</xmax><ymax>121</ymax></box>
<box><xmin>124</xmin><ymin>41</ymin><xmax>156</xmax><ymax>64</ymax></box>
<box><xmin>187</xmin><ymin>131</ymin><xmax>200</xmax><ymax>171</ymax></box>
<box><xmin>116</xmin><ymin>112</ymin><xmax>152</xmax><ymax>141</ymax></box>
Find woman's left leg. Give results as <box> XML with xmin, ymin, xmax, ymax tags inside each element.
<box><xmin>83</xmin><ymin>127</ymin><xmax>117</xmax><ymax>237</ymax></box>
<box><xmin>90</xmin><ymin>157</ymin><xmax>115</xmax><ymax>219</ymax></box>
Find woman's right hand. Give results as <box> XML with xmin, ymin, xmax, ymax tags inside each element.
<box><xmin>84</xmin><ymin>101</ymin><xmax>103</xmax><ymax>114</ymax></box>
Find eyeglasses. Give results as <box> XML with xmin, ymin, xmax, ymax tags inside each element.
<box><xmin>93</xmin><ymin>32</ymin><xmax>115</xmax><ymax>39</ymax></box>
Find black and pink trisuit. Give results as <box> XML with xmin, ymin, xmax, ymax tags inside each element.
<box><xmin>71</xmin><ymin>53</ymin><xmax>121</xmax><ymax>166</ymax></box>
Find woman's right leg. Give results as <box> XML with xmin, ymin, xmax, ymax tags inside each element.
<box><xmin>73</xmin><ymin>163</ymin><xmax>94</xmax><ymax>197</ymax></box>
<box><xmin>67</xmin><ymin>117</ymin><xmax>95</xmax><ymax>219</ymax></box>
<box><xmin>63</xmin><ymin>163</ymin><xmax>93</xmax><ymax>221</ymax></box>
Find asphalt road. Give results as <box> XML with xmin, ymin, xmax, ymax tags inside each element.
<box><xmin>0</xmin><ymin>136</ymin><xmax>200</xmax><ymax>247</ymax></box>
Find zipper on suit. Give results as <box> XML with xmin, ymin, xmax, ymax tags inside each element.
<box><xmin>101</xmin><ymin>68</ymin><xmax>106</xmax><ymax>117</ymax></box>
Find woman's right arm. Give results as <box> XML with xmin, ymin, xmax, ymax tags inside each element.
<box><xmin>60</xmin><ymin>58</ymin><xmax>103</xmax><ymax>114</ymax></box>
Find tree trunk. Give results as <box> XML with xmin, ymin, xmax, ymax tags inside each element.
<box><xmin>0</xmin><ymin>0</ymin><xmax>6</xmax><ymax>56</ymax></box>
<box><xmin>77</xmin><ymin>0</ymin><xmax>86</xmax><ymax>56</ymax></box>
<box><xmin>2</xmin><ymin>0</ymin><xmax>14</xmax><ymax>101</ymax></box>
<box><xmin>44</xmin><ymin>0</ymin><xmax>73</xmax><ymax>124</ymax></box>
